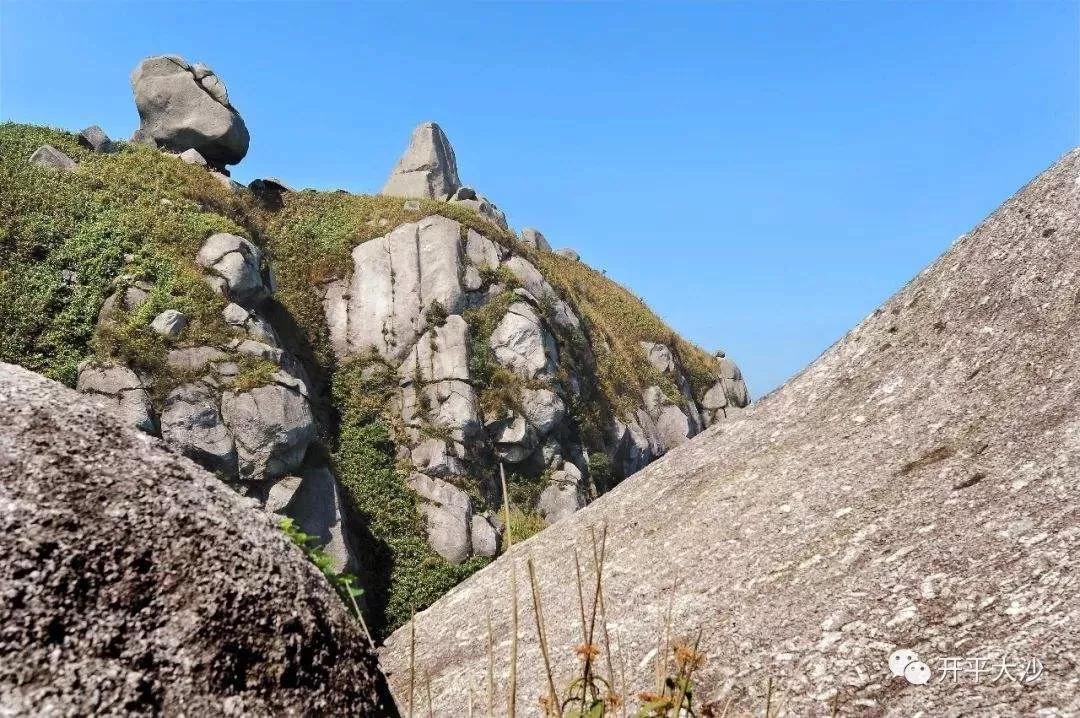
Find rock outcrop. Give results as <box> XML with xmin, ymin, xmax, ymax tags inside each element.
<box><xmin>10</xmin><ymin>113</ymin><xmax>749</xmax><ymax>633</ymax></box>
<box><xmin>83</xmin><ymin>227</ymin><xmax>341</xmax><ymax>564</ymax></box>
<box><xmin>381</xmin><ymin>122</ymin><xmax>461</xmax><ymax>199</ymax></box>
<box><xmin>258</xmin><ymin>466</ymin><xmax>358</xmax><ymax>575</ymax></box>
<box><xmin>321</xmin><ymin>201</ymin><xmax>745</xmax><ymax>565</ymax></box>
<box><xmin>0</xmin><ymin>362</ymin><xmax>390</xmax><ymax>715</ymax></box>
<box><xmin>131</xmin><ymin>55</ymin><xmax>249</xmax><ymax>166</ymax></box>
<box><xmin>381</xmin><ymin>123</ymin><xmax>511</xmax><ymax>228</ymax></box>
<box><xmin>77</xmin><ymin>126</ymin><xmax>113</xmax><ymax>153</ymax></box>
<box><xmin>75</xmin><ymin>361</ymin><xmax>155</xmax><ymax>433</ymax></box>
<box><xmin>381</xmin><ymin>151</ymin><xmax>1080</xmax><ymax>715</ymax></box>
<box><xmin>29</xmin><ymin>144</ymin><xmax>75</xmax><ymax>171</ymax></box>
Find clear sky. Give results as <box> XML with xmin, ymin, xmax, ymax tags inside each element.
<box><xmin>3</xmin><ymin>2</ymin><xmax>1077</xmax><ymax>394</ymax></box>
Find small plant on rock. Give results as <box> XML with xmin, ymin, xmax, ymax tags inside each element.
<box><xmin>279</xmin><ymin>516</ymin><xmax>372</xmax><ymax>642</ymax></box>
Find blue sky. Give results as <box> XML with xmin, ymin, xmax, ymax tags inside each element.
<box><xmin>3</xmin><ymin>2</ymin><xmax>1077</xmax><ymax>394</ymax></box>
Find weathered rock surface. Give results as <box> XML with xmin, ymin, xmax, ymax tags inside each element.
<box><xmin>249</xmin><ymin>177</ymin><xmax>292</xmax><ymax>207</ymax></box>
<box><xmin>149</xmin><ymin>308</ymin><xmax>188</xmax><ymax>338</ymax></box>
<box><xmin>29</xmin><ymin>144</ymin><xmax>76</xmax><ymax>171</ymax></box>
<box><xmin>320</xmin><ymin>204</ymin><xmax>744</xmax><ymax>562</ymax></box>
<box><xmin>160</xmin><ymin>382</ymin><xmax>237</xmax><ymax>475</ymax></box>
<box><xmin>503</xmin><ymin>256</ymin><xmax>581</xmax><ymax>331</ymax></box>
<box><xmin>222</xmin><ymin>302</ymin><xmax>279</xmax><ymax>346</ymax></box>
<box><xmin>177</xmin><ymin>147</ymin><xmax>206</xmax><ymax>166</ymax></box>
<box><xmin>131</xmin><ymin>55</ymin><xmax>249</xmax><ymax>166</ymax></box>
<box><xmin>0</xmin><ymin>362</ymin><xmax>389</xmax><ymax>715</ymax></box>
<box><xmin>520</xmin><ymin>227</ymin><xmax>551</xmax><ymax>252</ymax></box>
<box><xmin>77</xmin><ymin>125</ymin><xmax>113</xmax><ymax>153</ymax></box>
<box><xmin>76</xmin><ymin>361</ymin><xmax>155</xmax><ymax>433</ymax></box>
<box><xmin>470</xmin><ymin>514</ymin><xmax>501</xmax><ymax>558</ymax></box>
<box><xmin>260</xmin><ymin>466</ymin><xmax>358</xmax><ymax>575</ymax></box>
<box><xmin>381</xmin><ymin>122</ymin><xmax>460</xmax><ymax>199</ymax></box>
<box><xmin>166</xmin><ymin>345</ymin><xmax>227</xmax><ymax>373</ymax></box>
<box><xmin>407</xmin><ymin>473</ymin><xmax>473</xmax><ymax>565</ymax></box>
<box><xmin>522</xmin><ymin>388</ymin><xmax>566</xmax><ymax>436</ymax></box>
<box><xmin>411</xmin><ymin>437</ymin><xmax>466</xmax><ymax>478</ymax></box>
<box><xmin>221</xmin><ymin>383</ymin><xmax>316</xmax><ymax>481</ymax></box>
<box><xmin>489</xmin><ymin>302</ymin><xmax>558</xmax><ymax>379</ymax></box>
<box><xmin>195</xmin><ymin>233</ymin><xmax>270</xmax><ymax>306</ymax></box>
<box><xmin>382</xmin><ymin>151</ymin><xmax>1080</xmax><ymax>715</ymax></box>
<box><xmin>329</xmin><ymin>216</ymin><xmax>465</xmax><ymax>360</ymax></box>
<box><xmin>488</xmin><ymin>412</ymin><xmax>538</xmax><ymax>463</ymax></box>
<box><xmin>450</xmin><ymin>187</ymin><xmax>508</xmax><ymax>230</ymax></box>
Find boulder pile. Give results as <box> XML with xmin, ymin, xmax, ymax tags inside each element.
<box><xmin>51</xmin><ymin>54</ymin><xmax>749</xmax><ymax>589</ymax></box>
<box><xmin>86</xmin><ymin>229</ymin><xmax>356</xmax><ymax>572</ymax></box>
<box><xmin>322</xmin><ymin>204</ymin><xmax>747</xmax><ymax>561</ymax></box>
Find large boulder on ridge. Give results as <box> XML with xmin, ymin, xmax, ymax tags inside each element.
<box><xmin>0</xmin><ymin>362</ymin><xmax>390</xmax><ymax>715</ymax></box>
<box><xmin>131</xmin><ymin>55</ymin><xmax>249</xmax><ymax>166</ymax></box>
<box><xmin>382</xmin><ymin>151</ymin><xmax>1080</xmax><ymax>715</ymax></box>
<box><xmin>381</xmin><ymin>122</ymin><xmax>461</xmax><ymax>199</ymax></box>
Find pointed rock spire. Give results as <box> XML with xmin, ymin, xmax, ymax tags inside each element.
<box><xmin>381</xmin><ymin>122</ymin><xmax>461</xmax><ymax>200</ymax></box>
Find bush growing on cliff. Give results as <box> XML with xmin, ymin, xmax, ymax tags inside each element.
<box><xmin>1</xmin><ymin>120</ymin><xmax>729</xmax><ymax>641</ymax></box>
<box><xmin>0</xmin><ymin>123</ymin><xmax>242</xmax><ymax>385</ymax></box>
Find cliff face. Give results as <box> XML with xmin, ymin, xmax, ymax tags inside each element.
<box><xmin>379</xmin><ymin>151</ymin><xmax>1080</xmax><ymax>715</ymax></box>
<box><xmin>0</xmin><ymin>63</ymin><xmax>746</xmax><ymax>635</ymax></box>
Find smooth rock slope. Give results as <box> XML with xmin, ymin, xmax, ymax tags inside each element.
<box><xmin>381</xmin><ymin>151</ymin><xmax>1080</xmax><ymax>715</ymax></box>
<box><xmin>0</xmin><ymin>363</ymin><xmax>391</xmax><ymax>716</ymax></box>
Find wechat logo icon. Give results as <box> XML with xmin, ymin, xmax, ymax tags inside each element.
<box><xmin>889</xmin><ymin>648</ymin><xmax>932</xmax><ymax>685</ymax></box>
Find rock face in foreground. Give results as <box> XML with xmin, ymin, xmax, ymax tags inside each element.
<box><xmin>131</xmin><ymin>55</ymin><xmax>249</xmax><ymax>166</ymax></box>
<box><xmin>0</xmin><ymin>363</ymin><xmax>390</xmax><ymax>716</ymax></box>
<box><xmin>381</xmin><ymin>150</ymin><xmax>1080</xmax><ymax>715</ymax></box>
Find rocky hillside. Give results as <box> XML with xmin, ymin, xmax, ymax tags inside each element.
<box><xmin>380</xmin><ymin>151</ymin><xmax>1080</xmax><ymax>715</ymax></box>
<box><xmin>0</xmin><ymin>55</ymin><xmax>748</xmax><ymax>636</ymax></box>
<box><xmin>0</xmin><ymin>362</ymin><xmax>391</xmax><ymax>714</ymax></box>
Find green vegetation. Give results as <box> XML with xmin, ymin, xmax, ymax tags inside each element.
<box><xmin>1</xmin><ymin>121</ymin><xmax>725</xmax><ymax>638</ymax></box>
<box><xmin>256</xmin><ymin>188</ymin><xmax>516</xmax><ymax>371</ymax></box>
<box><xmin>334</xmin><ymin>417</ymin><xmax>489</xmax><ymax>635</ymax></box>
<box><xmin>332</xmin><ymin>357</ymin><xmax>490</xmax><ymax>635</ymax></box>
<box><xmin>534</xmin><ymin>250</ymin><xmax>720</xmax><ymax>418</ymax></box>
<box><xmin>506</xmin><ymin>507</ymin><xmax>547</xmax><ymax>544</ymax></box>
<box><xmin>0</xmin><ymin>122</ymin><xmax>244</xmax><ymax>385</ymax></box>
<box><xmin>231</xmin><ymin>355</ymin><xmax>278</xmax><ymax>392</ymax></box>
<box><xmin>279</xmin><ymin>516</ymin><xmax>367</xmax><ymax>628</ymax></box>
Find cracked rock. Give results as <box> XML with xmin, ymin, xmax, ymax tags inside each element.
<box><xmin>382</xmin><ymin>122</ymin><xmax>461</xmax><ymax>200</ymax></box>
<box><xmin>160</xmin><ymin>382</ymin><xmax>237</xmax><ymax>475</ymax></box>
<box><xmin>76</xmin><ymin>362</ymin><xmax>155</xmax><ymax>433</ymax></box>
<box><xmin>407</xmin><ymin>473</ymin><xmax>473</xmax><ymax>564</ymax></box>
<box><xmin>196</xmin><ymin>233</ymin><xmax>270</xmax><ymax>306</ymax></box>
<box><xmin>489</xmin><ymin>302</ymin><xmax>558</xmax><ymax>379</ymax></box>
<box><xmin>260</xmin><ymin>466</ymin><xmax>358</xmax><ymax>574</ymax></box>
<box><xmin>332</xmin><ymin>216</ymin><xmax>465</xmax><ymax>361</ymax></box>
<box><xmin>222</xmin><ymin>302</ymin><xmax>279</xmax><ymax>346</ymax></box>
<box><xmin>221</xmin><ymin>384</ymin><xmax>315</xmax><ymax>482</ymax></box>
<box><xmin>131</xmin><ymin>55</ymin><xmax>249</xmax><ymax>166</ymax></box>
